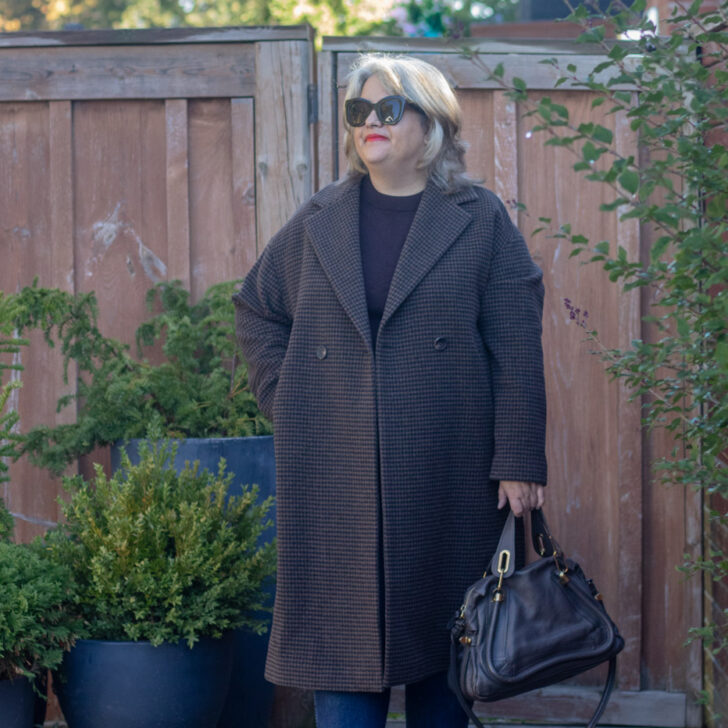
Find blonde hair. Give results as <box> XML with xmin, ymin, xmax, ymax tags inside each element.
<box><xmin>342</xmin><ymin>54</ymin><xmax>472</xmax><ymax>193</ymax></box>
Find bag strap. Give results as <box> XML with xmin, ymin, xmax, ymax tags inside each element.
<box><xmin>448</xmin><ymin>638</ymin><xmax>617</xmax><ymax>728</ymax></box>
<box><xmin>489</xmin><ymin>509</ymin><xmax>565</xmax><ymax>578</ymax></box>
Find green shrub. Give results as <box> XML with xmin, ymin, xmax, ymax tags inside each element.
<box><xmin>475</xmin><ymin>0</ymin><xmax>728</xmax><ymax>664</ymax></box>
<box><xmin>0</xmin><ymin>540</ymin><xmax>77</xmax><ymax>682</ymax></box>
<box><xmin>13</xmin><ymin>279</ymin><xmax>271</xmax><ymax>475</ymax></box>
<box><xmin>47</xmin><ymin>439</ymin><xmax>276</xmax><ymax>646</ymax></box>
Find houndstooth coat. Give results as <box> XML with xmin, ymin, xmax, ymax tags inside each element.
<box><xmin>233</xmin><ymin>176</ymin><xmax>547</xmax><ymax>692</ymax></box>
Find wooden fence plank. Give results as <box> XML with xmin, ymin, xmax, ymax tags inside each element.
<box><xmin>316</xmin><ymin>49</ymin><xmax>337</xmax><ymax>189</ymax></box>
<box><xmin>637</xmin><ymin>132</ymin><xmax>701</xmax><ymax>704</ymax></box>
<box><xmin>254</xmin><ymin>40</ymin><xmax>312</xmax><ymax>253</ymax></box>
<box><xmin>336</xmin><ymin>86</ymin><xmax>347</xmax><ymax>181</ymax></box>
<box><xmin>0</xmin><ymin>25</ymin><xmax>314</xmax><ymax>48</ymax></box>
<box><xmin>0</xmin><ymin>45</ymin><xmax>255</xmax><ymax>102</ymax></box>
<box><xmin>72</xmin><ymin>100</ymin><xmax>168</xmax><ymax>344</ymax></box>
<box><xmin>230</xmin><ymin>98</ymin><xmax>258</xmax><ymax>277</ymax></box>
<box><xmin>517</xmin><ymin>91</ymin><xmax>627</xmax><ymax>680</ymax></box>
<box><xmin>614</xmin><ymin>101</ymin><xmax>643</xmax><ymax>692</ymax></box>
<box><xmin>332</xmin><ymin>50</ymin><xmax>641</xmax><ymax>91</ymax></box>
<box><xmin>322</xmin><ymin>35</ymin><xmax>639</xmax><ymax>56</ymax></box>
<box><xmin>491</xmin><ymin>90</ymin><xmax>519</xmax><ymax>223</ymax></box>
<box><xmin>49</xmin><ymin>101</ymin><xmax>75</xmax><ymax>293</ymax></box>
<box><xmin>187</xmin><ymin>99</ymin><xmax>236</xmax><ymax>300</ymax></box>
<box><xmin>0</xmin><ymin>102</ymin><xmax>72</xmax><ymax>540</ymax></box>
<box><xmin>165</xmin><ymin>99</ymin><xmax>191</xmax><ymax>290</ymax></box>
<box><xmin>458</xmin><ymin>89</ymin><xmax>495</xmax><ymax>190</ymax></box>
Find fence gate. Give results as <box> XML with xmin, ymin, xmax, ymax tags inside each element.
<box><xmin>317</xmin><ymin>37</ymin><xmax>702</xmax><ymax>728</ymax></box>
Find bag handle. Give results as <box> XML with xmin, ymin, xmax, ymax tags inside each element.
<box><xmin>489</xmin><ymin>509</ymin><xmax>564</xmax><ymax>578</ymax></box>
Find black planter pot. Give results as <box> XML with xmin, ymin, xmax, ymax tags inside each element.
<box><xmin>110</xmin><ymin>436</ymin><xmax>276</xmax><ymax>728</ymax></box>
<box><xmin>56</xmin><ymin>633</ymin><xmax>234</xmax><ymax>728</ymax></box>
<box><xmin>0</xmin><ymin>676</ymin><xmax>36</xmax><ymax>728</ymax></box>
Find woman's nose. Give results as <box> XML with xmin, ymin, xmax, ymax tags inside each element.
<box><xmin>365</xmin><ymin>107</ymin><xmax>381</xmax><ymax>126</ymax></box>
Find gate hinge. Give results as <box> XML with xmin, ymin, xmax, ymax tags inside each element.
<box><xmin>307</xmin><ymin>83</ymin><xmax>318</xmax><ymax>125</ymax></box>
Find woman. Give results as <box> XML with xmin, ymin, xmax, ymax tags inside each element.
<box><xmin>234</xmin><ymin>54</ymin><xmax>547</xmax><ymax>727</ymax></box>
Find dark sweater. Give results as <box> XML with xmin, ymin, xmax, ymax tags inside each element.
<box><xmin>359</xmin><ymin>176</ymin><xmax>423</xmax><ymax>344</ymax></box>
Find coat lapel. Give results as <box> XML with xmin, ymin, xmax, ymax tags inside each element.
<box><xmin>381</xmin><ymin>180</ymin><xmax>476</xmax><ymax>328</ymax></box>
<box><xmin>305</xmin><ymin>181</ymin><xmax>373</xmax><ymax>352</ymax></box>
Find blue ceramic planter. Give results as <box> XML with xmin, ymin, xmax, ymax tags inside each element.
<box><xmin>56</xmin><ymin>634</ymin><xmax>234</xmax><ymax>728</ymax></box>
<box><xmin>0</xmin><ymin>676</ymin><xmax>34</xmax><ymax>728</ymax></box>
<box><xmin>110</xmin><ymin>436</ymin><xmax>276</xmax><ymax>728</ymax></box>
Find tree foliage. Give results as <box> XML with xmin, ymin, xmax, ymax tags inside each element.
<box><xmin>474</xmin><ymin>0</ymin><xmax>728</xmax><ymax>671</ymax></box>
<box><xmin>0</xmin><ymin>0</ymin><xmax>518</xmax><ymax>36</ymax></box>
<box><xmin>0</xmin><ymin>0</ymin><xmax>397</xmax><ymax>32</ymax></box>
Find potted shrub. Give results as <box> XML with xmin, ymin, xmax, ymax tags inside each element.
<box><xmin>12</xmin><ymin>279</ymin><xmax>276</xmax><ymax>725</ymax></box>
<box><xmin>0</xmin><ymin>534</ymin><xmax>78</xmax><ymax>728</ymax></box>
<box><xmin>49</xmin><ymin>438</ymin><xmax>276</xmax><ymax>728</ymax></box>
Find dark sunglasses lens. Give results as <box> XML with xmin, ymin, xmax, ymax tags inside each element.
<box><xmin>378</xmin><ymin>97</ymin><xmax>404</xmax><ymax>125</ymax></box>
<box><xmin>346</xmin><ymin>99</ymin><xmax>373</xmax><ymax>126</ymax></box>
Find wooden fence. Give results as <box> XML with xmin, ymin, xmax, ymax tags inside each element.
<box><xmin>0</xmin><ymin>28</ymin><xmax>703</xmax><ymax>727</ymax></box>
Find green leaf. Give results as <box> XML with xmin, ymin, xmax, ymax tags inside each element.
<box><xmin>716</xmin><ymin>341</ymin><xmax>728</xmax><ymax>368</ymax></box>
<box><xmin>618</xmin><ymin>170</ymin><xmax>640</xmax><ymax>195</ymax></box>
<box><xmin>578</xmin><ymin>122</ymin><xmax>595</xmax><ymax>135</ymax></box>
<box><xmin>600</xmin><ymin>199</ymin><xmax>624</xmax><ymax>212</ymax></box>
<box><xmin>578</xmin><ymin>25</ymin><xmax>605</xmax><ymax>43</ymax></box>
<box><xmin>582</xmin><ymin>141</ymin><xmax>601</xmax><ymax>162</ymax></box>
<box><xmin>650</xmin><ymin>236</ymin><xmax>671</xmax><ymax>262</ymax></box>
<box><xmin>593</xmin><ymin>61</ymin><xmax>613</xmax><ymax>75</ymax></box>
<box><xmin>513</xmin><ymin>77</ymin><xmax>527</xmax><ymax>92</ymax></box>
<box><xmin>593</xmin><ymin>125</ymin><xmax>613</xmax><ymax>145</ymax></box>
<box><xmin>706</xmin><ymin>194</ymin><xmax>727</xmax><ymax>219</ymax></box>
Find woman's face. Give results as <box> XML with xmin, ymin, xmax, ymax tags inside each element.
<box><xmin>351</xmin><ymin>74</ymin><xmax>428</xmax><ymax>188</ymax></box>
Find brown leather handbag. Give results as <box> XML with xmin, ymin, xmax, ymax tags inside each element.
<box><xmin>448</xmin><ymin>509</ymin><xmax>624</xmax><ymax>728</ymax></box>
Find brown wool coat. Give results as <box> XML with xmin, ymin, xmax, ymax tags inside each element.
<box><xmin>233</xmin><ymin>177</ymin><xmax>547</xmax><ymax>691</ymax></box>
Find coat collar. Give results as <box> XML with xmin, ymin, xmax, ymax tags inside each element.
<box><xmin>305</xmin><ymin>176</ymin><xmax>476</xmax><ymax>352</ymax></box>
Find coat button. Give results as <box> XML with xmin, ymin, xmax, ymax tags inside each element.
<box><xmin>316</xmin><ymin>345</ymin><xmax>328</xmax><ymax>360</ymax></box>
<box><xmin>434</xmin><ymin>337</ymin><xmax>448</xmax><ymax>351</ymax></box>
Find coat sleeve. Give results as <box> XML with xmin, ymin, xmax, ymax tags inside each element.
<box><xmin>479</xmin><ymin>197</ymin><xmax>548</xmax><ymax>485</ymax></box>
<box><xmin>232</xmin><ymin>216</ymin><xmax>303</xmax><ymax>422</ymax></box>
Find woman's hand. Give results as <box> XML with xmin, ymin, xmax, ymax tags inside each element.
<box><xmin>497</xmin><ymin>481</ymin><xmax>545</xmax><ymax>517</ymax></box>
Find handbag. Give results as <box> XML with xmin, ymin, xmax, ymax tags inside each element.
<box><xmin>448</xmin><ymin>508</ymin><xmax>624</xmax><ymax>728</ymax></box>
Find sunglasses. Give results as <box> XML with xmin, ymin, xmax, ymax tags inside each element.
<box><xmin>344</xmin><ymin>95</ymin><xmax>422</xmax><ymax>127</ymax></box>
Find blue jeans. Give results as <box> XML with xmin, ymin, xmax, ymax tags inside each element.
<box><xmin>313</xmin><ymin>671</ymin><xmax>470</xmax><ymax>728</ymax></box>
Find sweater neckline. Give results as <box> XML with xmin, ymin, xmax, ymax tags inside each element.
<box><xmin>360</xmin><ymin>175</ymin><xmax>423</xmax><ymax>212</ymax></box>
